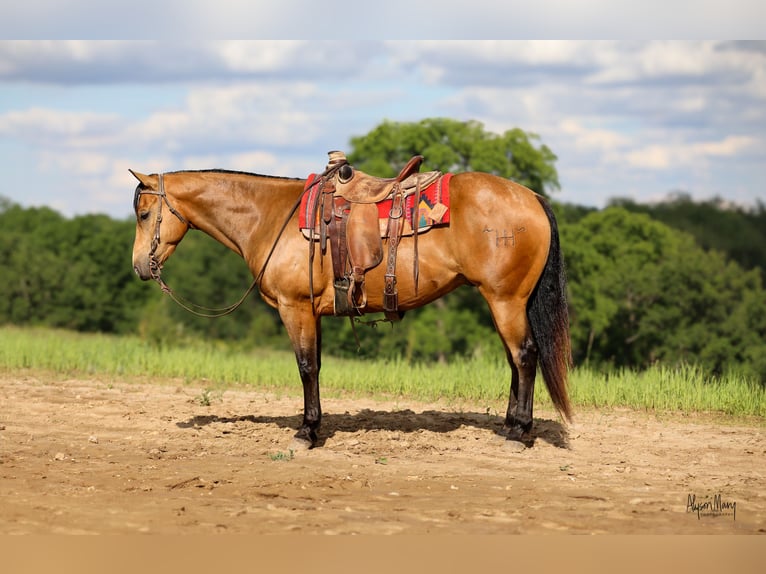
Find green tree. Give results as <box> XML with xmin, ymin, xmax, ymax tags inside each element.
<box><xmin>321</xmin><ymin>292</ymin><xmax>502</xmax><ymax>363</ymax></box>
<box><xmin>562</xmin><ymin>207</ymin><xmax>766</xmax><ymax>381</ymax></box>
<box><xmin>0</xmin><ymin>200</ymin><xmax>155</xmax><ymax>333</ymax></box>
<box><xmin>348</xmin><ymin>118</ymin><xmax>560</xmax><ymax>197</ymax></box>
<box><xmin>53</xmin><ymin>215</ymin><xmax>152</xmax><ymax>333</ymax></box>
<box><xmin>150</xmin><ymin>229</ymin><xmax>286</xmax><ymax>349</ymax></box>
<box><xmin>611</xmin><ymin>194</ymin><xmax>766</xmax><ymax>280</ymax></box>
<box><xmin>0</xmin><ymin>203</ymin><xmax>70</xmax><ymax>326</ymax></box>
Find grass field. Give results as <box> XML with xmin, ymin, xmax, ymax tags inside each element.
<box><xmin>1</xmin><ymin>326</ymin><xmax>763</xmax><ymax>418</ymax></box>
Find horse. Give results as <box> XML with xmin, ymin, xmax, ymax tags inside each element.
<box><xmin>130</xmin><ymin>160</ymin><xmax>573</xmax><ymax>449</ymax></box>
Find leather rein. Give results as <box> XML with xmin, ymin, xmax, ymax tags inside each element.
<box><xmin>136</xmin><ymin>167</ymin><xmax>340</xmax><ymax>318</ymax></box>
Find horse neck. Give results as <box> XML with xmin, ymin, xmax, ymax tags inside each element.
<box><xmin>173</xmin><ymin>171</ymin><xmax>304</xmax><ymax>260</ymax></box>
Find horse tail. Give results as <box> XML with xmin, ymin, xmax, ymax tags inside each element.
<box><xmin>528</xmin><ymin>195</ymin><xmax>573</xmax><ymax>422</ymax></box>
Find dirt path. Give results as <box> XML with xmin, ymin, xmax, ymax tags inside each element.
<box><xmin>0</xmin><ymin>374</ymin><xmax>763</xmax><ymax>534</ymax></box>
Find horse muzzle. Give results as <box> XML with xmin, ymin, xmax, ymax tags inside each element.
<box><xmin>133</xmin><ymin>259</ymin><xmax>153</xmax><ymax>281</ymax></box>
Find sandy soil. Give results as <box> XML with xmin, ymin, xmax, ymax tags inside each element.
<box><xmin>0</xmin><ymin>374</ymin><xmax>763</xmax><ymax>534</ymax></box>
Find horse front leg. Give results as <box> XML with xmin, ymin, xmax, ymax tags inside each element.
<box><xmin>294</xmin><ymin>352</ymin><xmax>321</xmax><ymax>448</ymax></box>
<box><xmin>279</xmin><ymin>304</ymin><xmax>322</xmax><ymax>449</ymax></box>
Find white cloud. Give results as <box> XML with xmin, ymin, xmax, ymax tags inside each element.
<box><xmin>179</xmin><ymin>151</ymin><xmax>281</xmax><ymax>174</ymax></box>
<box><xmin>397</xmin><ymin>40</ymin><xmax>600</xmax><ymax>68</ymax></box>
<box><xmin>38</xmin><ymin>150</ymin><xmax>111</xmax><ymax>176</ymax></box>
<box><xmin>0</xmin><ymin>107</ymin><xmax>119</xmax><ymax>141</ymax></box>
<box><xmin>697</xmin><ymin>135</ymin><xmax>758</xmax><ymax>157</ymax></box>
<box><xmin>135</xmin><ymin>83</ymin><xmax>325</xmax><ymax>150</ymax></box>
<box><xmin>0</xmin><ymin>40</ymin><xmax>385</xmax><ymax>84</ymax></box>
<box><xmin>588</xmin><ymin>42</ymin><xmax>712</xmax><ymax>84</ymax></box>
<box><xmin>0</xmin><ymin>107</ymin><xmax>124</xmax><ymax>171</ymax></box>
<box><xmin>1</xmin><ymin>40</ymin><xmax>765</xmax><ymax>217</ymax></box>
<box><xmin>215</xmin><ymin>41</ymin><xmax>303</xmax><ymax>72</ymax></box>
<box><xmin>559</xmin><ymin>119</ymin><xmax>630</xmax><ymax>153</ymax></box>
<box><xmin>626</xmin><ymin>135</ymin><xmax>759</xmax><ymax>170</ymax></box>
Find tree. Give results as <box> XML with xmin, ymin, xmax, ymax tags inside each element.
<box><xmin>0</xmin><ymin>200</ymin><xmax>155</xmax><ymax>333</ymax></box>
<box><xmin>321</xmin><ymin>290</ymin><xmax>502</xmax><ymax>363</ymax></box>
<box><xmin>348</xmin><ymin>118</ymin><xmax>560</xmax><ymax>197</ymax></box>
<box><xmin>610</xmin><ymin>194</ymin><xmax>766</xmax><ymax>280</ymax></box>
<box><xmin>561</xmin><ymin>207</ymin><xmax>766</xmax><ymax>381</ymax></box>
<box><xmin>0</xmin><ymin>202</ymin><xmax>70</xmax><ymax>326</ymax></box>
<box><xmin>150</xmin><ymin>229</ymin><xmax>286</xmax><ymax>349</ymax></box>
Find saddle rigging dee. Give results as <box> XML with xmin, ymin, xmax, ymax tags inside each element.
<box><xmin>303</xmin><ymin>151</ymin><xmax>444</xmax><ymax>320</ymax></box>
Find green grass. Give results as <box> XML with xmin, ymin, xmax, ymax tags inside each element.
<box><xmin>570</xmin><ymin>365</ymin><xmax>765</xmax><ymax>419</ymax></box>
<box><xmin>0</xmin><ymin>326</ymin><xmax>763</xmax><ymax>419</ymax></box>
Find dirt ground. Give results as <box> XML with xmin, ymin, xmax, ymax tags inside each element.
<box><xmin>0</xmin><ymin>374</ymin><xmax>763</xmax><ymax>534</ymax></box>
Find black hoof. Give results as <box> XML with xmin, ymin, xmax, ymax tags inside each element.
<box><xmin>293</xmin><ymin>427</ymin><xmax>318</xmax><ymax>449</ymax></box>
<box><xmin>501</xmin><ymin>423</ymin><xmax>534</xmax><ymax>447</ymax></box>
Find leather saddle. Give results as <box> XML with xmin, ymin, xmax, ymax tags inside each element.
<box><xmin>307</xmin><ymin>151</ymin><xmax>441</xmax><ymax>320</ymax></box>
<box><xmin>334</xmin><ymin>154</ymin><xmax>438</xmax><ymax>203</ymax></box>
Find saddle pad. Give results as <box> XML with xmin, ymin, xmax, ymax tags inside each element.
<box><xmin>300</xmin><ymin>173</ymin><xmax>452</xmax><ymax>237</ymax></box>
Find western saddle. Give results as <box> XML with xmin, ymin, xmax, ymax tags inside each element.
<box><xmin>306</xmin><ymin>151</ymin><xmax>442</xmax><ymax>321</ymax></box>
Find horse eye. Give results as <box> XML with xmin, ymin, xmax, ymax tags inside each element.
<box><xmin>338</xmin><ymin>164</ymin><xmax>353</xmax><ymax>183</ymax></box>
<box><xmin>139</xmin><ymin>211</ymin><xmax>150</xmax><ymax>221</ymax></box>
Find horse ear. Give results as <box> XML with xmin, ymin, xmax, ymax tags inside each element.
<box><xmin>129</xmin><ymin>169</ymin><xmax>154</xmax><ymax>187</ymax></box>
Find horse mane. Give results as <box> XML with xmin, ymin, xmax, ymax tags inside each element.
<box><xmin>168</xmin><ymin>168</ymin><xmax>304</xmax><ymax>182</ymax></box>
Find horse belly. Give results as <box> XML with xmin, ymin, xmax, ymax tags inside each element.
<box><xmin>357</xmin><ymin>228</ymin><xmax>465</xmax><ymax>312</ymax></box>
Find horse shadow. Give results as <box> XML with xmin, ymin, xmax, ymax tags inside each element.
<box><xmin>177</xmin><ymin>407</ymin><xmax>571</xmax><ymax>449</ymax></box>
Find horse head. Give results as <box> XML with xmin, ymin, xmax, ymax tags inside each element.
<box><xmin>130</xmin><ymin>169</ymin><xmax>192</xmax><ymax>282</ymax></box>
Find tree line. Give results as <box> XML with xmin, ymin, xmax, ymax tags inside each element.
<box><xmin>1</xmin><ymin>118</ymin><xmax>764</xmax><ymax>383</ymax></box>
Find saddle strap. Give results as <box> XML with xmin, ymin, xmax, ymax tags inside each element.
<box><xmin>306</xmin><ymin>174</ymin><xmax>323</xmax><ymax>302</ymax></box>
<box><xmin>321</xmin><ymin>182</ymin><xmax>335</xmax><ymax>251</ymax></box>
<box><xmin>412</xmin><ymin>178</ymin><xmax>421</xmax><ymax>296</ymax></box>
<box><xmin>329</xmin><ymin>197</ymin><xmax>349</xmax><ymax>283</ymax></box>
<box><xmin>383</xmin><ymin>183</ymin><xmax>406</xmax><ymax>321</ymax></box>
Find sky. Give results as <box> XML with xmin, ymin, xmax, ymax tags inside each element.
<box><xmin>1</xmin><ymin>5</ymin><xmax>765</xmax><ymax>219</ymax></box>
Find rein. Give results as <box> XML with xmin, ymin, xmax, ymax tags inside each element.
<box><xmin>138</xmin><ymin>167</ymin><xmax>341</xmax><ymax>318</ymax></box>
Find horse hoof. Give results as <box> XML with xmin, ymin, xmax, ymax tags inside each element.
<box><xmin>291</xmin><ymin>427</ymin><xmax>317</xmax><ymax>450</ymax></box>
<box><xmin>289</xmin><ymin>437</ymin><xmax>313</xmax><ymax>452</ymax></box>
<box><xmin>502</xmin><ymin>425</ymin><xmax>534</xmax><ymax>447</ymax></box>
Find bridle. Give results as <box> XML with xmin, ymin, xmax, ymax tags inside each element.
<box><xmin>134</xmin><ymin>173</ymin><xmax>195</xmax><ymax>293</ymax></box>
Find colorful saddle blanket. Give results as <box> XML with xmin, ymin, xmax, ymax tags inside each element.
<box><xmin>300</xmin><ymin>173</ymin><xmax>452</xmax><ymax>239</ymax></box>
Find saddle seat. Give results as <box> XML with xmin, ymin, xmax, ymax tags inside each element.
<box><xmin>334</xmin><ymin>154</ymin><xmax>441</xmax><ymax>203</ymax></box>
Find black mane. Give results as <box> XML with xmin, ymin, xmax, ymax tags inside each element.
<box><xmin>167</xmin><ymin>168</ymin><xmax>304</xmax><ymax>181</ymax></box>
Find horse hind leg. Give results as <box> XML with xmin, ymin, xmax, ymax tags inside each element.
<box><xmin>486</xmin><ymin>297</ymin><xmax>538</xmax><ymax>444</ymax></box>
<box><xmin>503</xmin><ymin>334</ymin><xmax>538</xmax><ymax>444</ymax></box>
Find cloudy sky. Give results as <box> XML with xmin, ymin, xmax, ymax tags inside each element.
<box><xmin>1</xmin><ymin>13</ymin><xmax>765</xmax><ymax>219</ymax></box>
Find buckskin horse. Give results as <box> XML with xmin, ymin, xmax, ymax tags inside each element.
<box><xmin>130</xmin><ymin>154</ymin><xmax>573</xmax><ymax>449</ymax></box>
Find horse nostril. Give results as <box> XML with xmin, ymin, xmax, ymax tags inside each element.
<box><xmin>133</xmin><ymin>265</ymin><xmax>150</xmax><ymax>280</ymax></box>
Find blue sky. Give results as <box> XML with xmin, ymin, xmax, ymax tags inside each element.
<box><xmin>1</xmin><ymin>9</ymin><xmax>765</xmax><ymax>219</ymax></box>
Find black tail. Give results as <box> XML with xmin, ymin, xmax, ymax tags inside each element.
<box><xmin>528</xmin><ymin>196</ymin><xmax>573</xmax><ymax>421</ymax></box>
